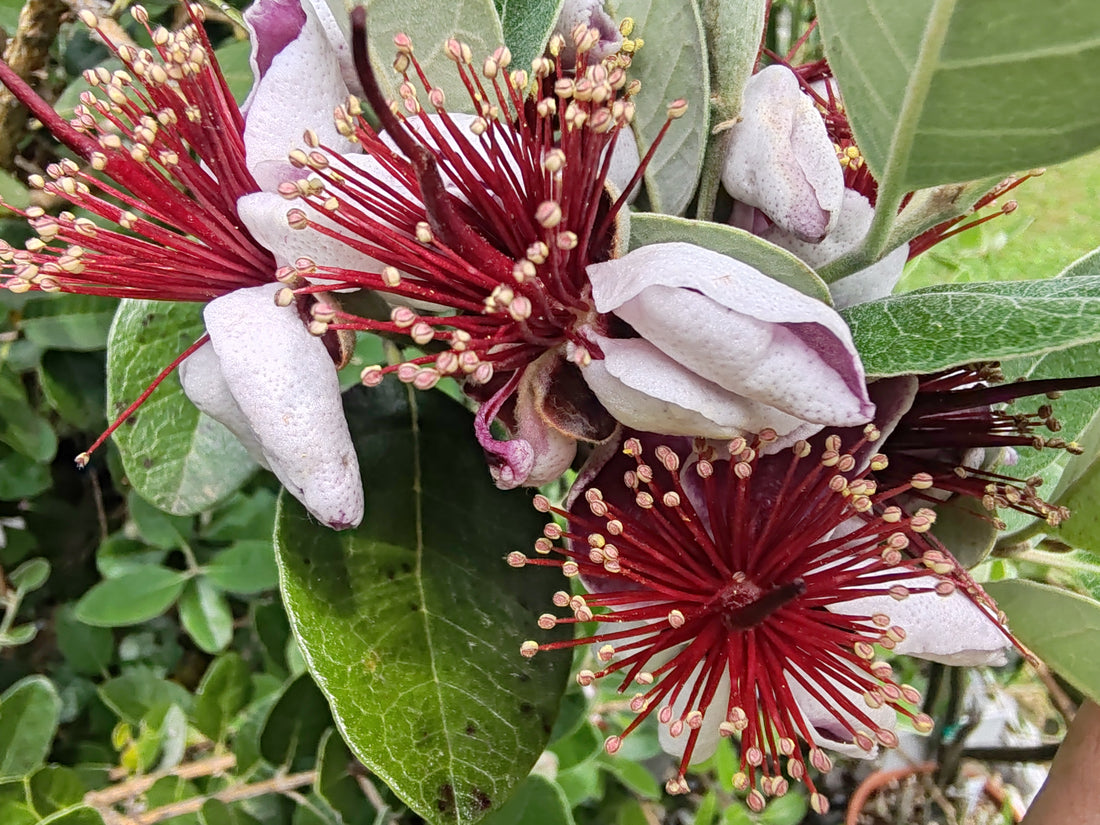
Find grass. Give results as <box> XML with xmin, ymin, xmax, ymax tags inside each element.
<box><xmin>899</xmin><ymin>147</ymin><xmax>1100</xmax><ymax>290</ymax></box>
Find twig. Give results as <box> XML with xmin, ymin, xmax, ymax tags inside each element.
<box><xmin>91</xmin><ymin>754</ymin><xmax>237</xmax><ymax>804</ymax></box>
<box><xmin>93</xmin><ymin>767</ymin><xmax>317</xmax><ymax>825</ymax></box>
<box><xmin>1031</xmin><ymin>659</ymin><xmax>1076</xmax><ymax>725</ymax></box>
<box><xmin>845</xmin><ymin>761</ymin><xmax>937</xmax><ymax>825</ymax></box>
<box><xmin>0</xmin><ymin>0</ymin><xmax>67</xmax><ymax>171</ymax></box>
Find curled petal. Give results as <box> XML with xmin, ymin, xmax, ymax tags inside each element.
<box><xmin>196</xmin><ymin>283</ymin><xmax>363</xmax><ymax>529</ymax></box>
<box><xmin>243</xmin><ymin>0</ymin><xmax>358</xmax><ymax>189</ymax></box>
<box><xmin>828</xmin><ymin>577</ymin><xmax>1010</xmax><ymax>666</ymax></box>
<box><xmin>475</xmin><ymin>365</ymin><xmax>577</xmax><ymax>490</ymax></box>
<box><xmin>787</xmin><ymin>669</ymin><xmax>898</xmax><ymax>759</ymax></box>
<box><xmin>586</xmin><ymin>242</ymin><xmax>875</xmax><ymax>427</ymax></box>
<box><xmin>763</xmin><ymin>190</ymin><xmax>909</xmax><ymax>308</ymax></box>
<box><xmin>721</xmin><ymin>65</ymin><xmax>844</xmax><ymax>242</ymax></box>
<box><xmin>552</xmin><ymin>0</ymin><xmax>623</xmax><ymax>65</ymax></box>
<box><xmin>578</xmin><ymin>333</ymin><xmax>821</xmax><ymax>443</ymax></box>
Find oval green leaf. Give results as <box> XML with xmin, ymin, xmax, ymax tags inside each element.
<box><xmin>0</xmin><ymin>677</ymin><xmax>61</xmax><ymax>780</ymax></box>
<box><xmin>74</xmin><ymin>567</ymin><xmax>189</xmax><ymax>627</ymax></box>
<box><xmin>842</xmin><ymin>276</ymin><xmax>1100</xmax><ymax>377</ymax></box>
<box><xmin>495</xmin><ymin>0</ymin><xmax>564</xmax><ymax>74</ymax></box>
<box><xmin>179</xmin><ymin>578</ymin><xmax>234</xmax><ymax>654</ymax></box>
<box><xmin>107</xmin><ymin>299</ymin><xmax>256</xmax><ymax>515</ymax></box>
<box><xmin>617</xmin><ymin>0</ymin><xmax>709</xmax><ymax>216</ymax></box>
<box><xmin>275</xmin><ymin>382</ymin><xmax>570</xmax><ymax>825</ymax></box>
<box><xmin>985</xmin><ymin>579</ymin><xmax>1100</xmax><ymax>704</ymax></box>
<box><xmin>817</xmin><ymin>0</ymin><xmax>1100</xmax><ymax>191</ymax></box>
<box><xmin>628</xmin><ymin>213</ymin><xmax>832</xmax><ymax>303</ymax></box>
<box><xmin>363</xmin><ymin>0</ymin><xmax>504</xmax><ymax>115</ymax></box>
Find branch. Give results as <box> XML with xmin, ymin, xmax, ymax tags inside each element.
<box><xmin>0</xmin><ymin>0</ymin><xmax>66</xmax><ymax>170</ymax></box>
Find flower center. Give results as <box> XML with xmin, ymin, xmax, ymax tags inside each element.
<box><xmin>715</xmin><ymin>573</ymin><xmax>806</xmax><ymax>630</ymax></box>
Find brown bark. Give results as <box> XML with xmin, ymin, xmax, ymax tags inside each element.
<box><xmin>0</xmin><ymin>0</ymin><xmax>66</xmax><ymax>171</ymax></box>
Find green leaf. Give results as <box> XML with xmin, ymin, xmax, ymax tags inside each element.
<box><xmin>816</xmin><ymin>0</ymin><xmax>1100</xmax><ymax>191</ymax></box>
<box><xmin>0</xmin><ymin>365</ymin><xmax>57</xmax><ymax>462</ymax></box>
<box><xmin>931</xmin><ymin>497</ymin><xmax>998</xmax><ymax>568</ymax></box>
<box><xmin>598</xmin><ymin>754</ymin><xmax>660</xmax><ymax>800</ymax></box>
<box><xmin>38</xmin><ymin>808</ymin><xmax>106</xmax><ymax>825</ymax></box>
<box><xmin>56</xmin><ymin>606</ymin><xmax>114</xmax><ymax>676</ymax></box>
<box><xmin>315</xmin><ymin>728</ymin><xmax>380</xmax><ymax>825</ymax></box>
<box><xmin>98</xmin><ymin>666</ymin><xmax>194</xmax><ymax>725</ymax></box>
<box><xmin>0</xmin><ymin>451</ymin><xmax>50</xmax><ymax>499</ymax></box>
<box><xmin>194</xmin><ymin>653</ymin><xmax>253</xmax><ymax>741</ymax></box>
<box><xmin>28</xmin><ymin>766</ymin><xmax>87</xmax><ymax>817</ymax></box>
<box><xmin>758</xmin><ymin>790</ymin><xmax>808</xmax><ymax>825</ymax></box>
<box><xmin>9</xmin><ymin>557</ymin><xmax>49</xmax><ymax>591</ymax></box>
<box><xmin>363</xmin><ymin>0</ymin><xmax>504</xmax><ymax>115</ymax></box>
<box><xmin>985</xmin><ymin>579</ymin><xmax>1100</xmax><ymax>703</ymax></box>
<box><xmin>701</xmin><ymin>0</ymin><xmax>764</xmax><ymax>122</ymax></box>
<box><xmin>37</xmin><ymin>350</ymin><xmax>107</xmax><ymax>430</ymax></box>
<box><xmin>95</xmin><ymin>535</ymin><xmax>167</xmax><ymax>579</ymax></box>
<box><xmin>478</xmin><ymin>775</ymin><xmax>573</xmax><ymax>825</ymax></box>
<box><xmin>74</xmin><ymin>567</ymin><xmax>189</xmax><ymax>627</ymax></box>
<box><xmin>179</xmin><ymin>578</ymin><xmax>234</xmax><ymax>653</ymax></box>
<box><xmin>213</xmin><ymin>38</ymin><xmax>253</xmax><ymax>103</ymax></box>
<box><xmin>617</xmin><ymin>0</ymin><xmax>709</xmax><ymax>216</ymax></box>
<box><xmin>127</xmin><ymin>490</ymin><xmax>191</xmax><ymax>550</ymax></box>
<box><xmin>842</xmin><ymin>276</ymin><xmax>1100</xmax><ymax>377</ymax></box>
<box><xmin>259</xmin><ymin>674</ymin><xmax>333</xmax><ymax>770</ymax></box>
<box><xmin>205</xmin><ymin>540</ymin><xmax>279</xmax><ymax>594</ymax></box>
<box><xmin>495</xmin><ymin>0</ymin><xmax>564</xmax><ymax>74</ymax></box>
<box><xmin>20</xmin><ymin>294</ymin><xmax>117</xmax><ymax>351</ymax></box>
<box><xmin>0</xmin><ymin>676</ymin><xmax>61</xmax><ymax>780</ymax></box>
<box><xmin>107</xmin><ymin>300</ymin><xmax>256</xmax><ymax>516</ymax></box>
<box><xmin>275</xmin><ymin>382</ymin><xmax>570</xmax><ymax>824</ymax></box>
<box><xmin>628</xmin><ymin>213</ymin><xmax>832</xmax><ymax>303</ymax></box>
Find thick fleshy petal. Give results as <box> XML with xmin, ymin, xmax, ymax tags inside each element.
<box><xmin>200</xmin><ymin>283</ymin><xmax>363</xmax><ymax>529</ymax></box>
<box><xmin>657</xmin><ymin>664</ymin><xmax>731</xmax><ymax>764</ymax></box>
<box><xmin>586</xmin><ymin>242</ymin><xmax>874</xmax><ymax>427</ymax></box>
<box><xmin>242</xmin><ymin>0</ymin><xmax>357</xmax><ymax>189</ymax></box>
<box><xmin>788</xmin><ymin>670</ymin><xmax>898</xmax><ymax>759</ymax></box>
<box><xmin>577</xmin><ymin>334</ymin><xmax>821</xmax><ymax>443</ymax></box>
<box><xmin>829</xmin><ymin>578</ymin><xmax>1010</xmax><ymax>666</ymax></box>
<box><xmin>721</xmin><ymin>65</ymin><xmax>844</xmax><ymax>242</ymax></box>
<box><xmin>552</xmin><ymin>0</ymin><xmax>623</xmax><ymax>65</ymax></box>
<box><xmin>237</xmin><ymin>190</ymin><xmax>387</xmax><ymax>271</ymax></box>
<box><xmin>762</xmin><ymin>190</ymin><xmax>909</xmax><ymax>308</ymax></box>
<box><xmin>179</xmin><ymin>342</ymin><xmax>269</xmax><ymax>469</ymax></box>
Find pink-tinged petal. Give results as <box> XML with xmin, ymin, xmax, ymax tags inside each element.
<box><xmin>762</xmin><ymin>190</ymin><xmax>909</xmax><ymax>308</ymax></box>
<box><xmin>243</xmin><ymin>0</ymin><xmax>305</xmax><ymax>80</ymax></box>
<box><xmin>587</xmin><ymin>242</ymin><xmax>874</xmax><ymax>427</ymax></box>
<box><xmin>721</xmin><ymin>65</ymin><xmax>844</xmax><ymax>242</ymax></box>
<box><xmin>202</xmin><ymin>283</ymin><xmax>363</xmax><ymax>529</ymax></box>
<box><xmin>578</xmin><ymin>334</ymin><xmax>821</xmax><ymax>441</ymax></box>
<box><xmin>178</xmin><ymin>342</ymin><xmax>267</xmax><ymax>468</ymax></box>
<box><xmin>243</xmin><ymin>0</ymin><xmax>358</xmax><ymax>190</ymax></box>
<box><xmin>788</xmin><ymin>670</ymin><xmax>898</xmax><ymax>759</ymax></box>
<box><xmin>829</xmin><ymin>577</ymin><xmax>1010</xmax><ymax>666</ymax></box>
<box><xmin>474</xmin><ymin>369</ymin><xmax>577</xmax><ymax>489</ymax></box>
<box><xmin>553</xmin><ymin>0</ymin><xmax>623</xmax><ymax>65</ymax></box>
<box><xmin>238</xmin><ymin>185</ymin><xmax>390</xmax><ymax>272</ymax></box>
<box><xmin>658</xmin><ymin>665</ymin><xmax>731</xmax><ymax>764</ymax></box>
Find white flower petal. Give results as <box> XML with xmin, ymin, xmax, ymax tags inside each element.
<box><xmin>721</xmin><ymin>65</ymin><xmax>844</xmax><ymax>242</ymax></box>
<box><xmin>179</xmin><ymin>341</ymin><xmax>269</xmax><ymax>469</ymax></box>
<box><xmin>238</xmin><ymin>190</ymin><xmax>387</xmax><ymax>271</ymax></box>
<box><xmin>578</xmin><ymin>334</ymin><xmax>819</xmax><ymax>441</ymax></box>
<box><xmin>829</xmin><ymin>577</ymin><xmax>1010</xmax><ymax>666</ymax></box>
<box><xmin>657</xmin><ymin>664</ymin><xmax>731</xmax><ymax>764</ymax></box>
<box><xmin>787</xmin><ymin>670</ymin><xmax>897</xmax><ymax>759</ymax></box>
<box><xmin>243</xmin><ymin>0</ymin><xmax>358</xmax><ymax>190</ymax></box>
<box><xmin>201</xmin><ymin>283</ymin><xmax>363</xmax><ymax>529</ymax></box>
<box><xmin>762</xmin><ymin>190</ymin><xmax>909</xmax><ymax>308</ymax></box>
<box><xmin>586</xmin><ymin>242</ymin><xmax>874</xmax><ymax>426</ymax></box>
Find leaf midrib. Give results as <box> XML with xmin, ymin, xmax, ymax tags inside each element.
<box><xmin>407</xmin><ymin>383</ymin><xmax>462</xmax><ymax>821</ymax></box>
